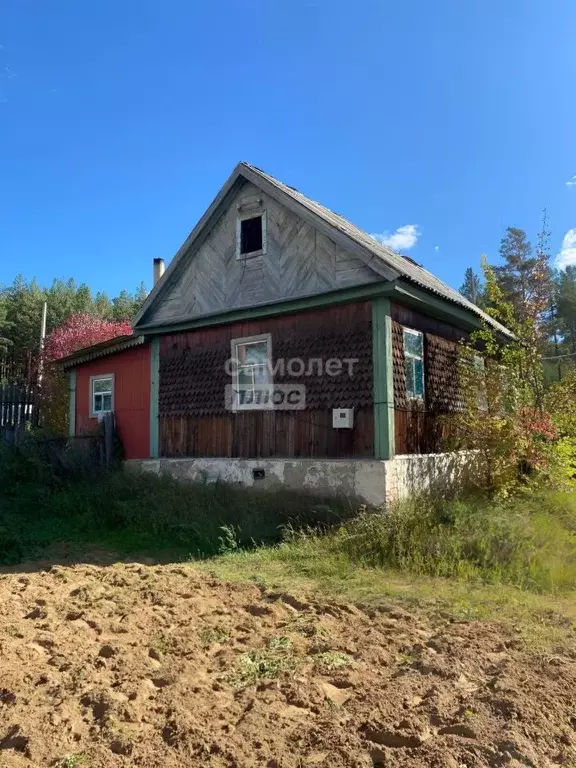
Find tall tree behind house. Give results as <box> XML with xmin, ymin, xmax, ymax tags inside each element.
<box><xmin>557</xmin><ymin>267</ymin><xmax>576</xmax><ymax>354</ymax></box>
<box><xmin>0</xmin><ymin>275</ymin><xmax>148</xmax><ymax>384</ymax></box>
<box><xmin>459</xmin><ymin>267</ymin><xmax>484</xmax><ymax>306</ymax></box>
<box><xmin>492</xmin><ymin>227</ymin><xmax>552</xmax><ymax>326</ymax></box>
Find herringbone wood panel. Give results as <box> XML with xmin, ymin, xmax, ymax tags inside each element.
<box><xmin>149</xmin><ymin>182</ymin><xmax>380</xmax><ymax>324</ymax></box>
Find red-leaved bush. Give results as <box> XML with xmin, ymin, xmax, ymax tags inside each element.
<box><xmin>41</xmin><ymin>314</ymin><xmax>133</xmax><ymax>434</ymax></box>
<box><xmin>44</xmin><ymin>314</ymin><xmax>132</xmax><ymax>361</ymax></box>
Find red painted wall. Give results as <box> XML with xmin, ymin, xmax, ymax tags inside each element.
<box><xmin>74</xmin><ymin>344</ymin><xmax>150</xmax><ymax>460</ymax></box>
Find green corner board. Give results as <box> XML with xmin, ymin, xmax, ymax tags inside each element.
<box><xmin>371</xmin><ymin>297</ymin><xmax>395</xmax><ymax>460</ymax></box>
<box><xmin>149</xmin><ymin>337</ymin><xmax>160</xmax><ymax>458</ymax></box>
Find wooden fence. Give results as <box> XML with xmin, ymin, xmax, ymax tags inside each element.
<box><xmin>0</xmin><ymin>384</ymin><xmax>39</xmax><ymax>445</ymax></box>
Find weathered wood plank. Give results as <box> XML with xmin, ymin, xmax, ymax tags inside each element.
<box><xmin>147</xmin><ymin>181</ymin><xmax>384</xmax><ymax>326</ymax></box>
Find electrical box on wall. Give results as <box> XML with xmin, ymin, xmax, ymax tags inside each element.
<box><xmin>332</xmin><ymin>408</ymin><xmax>354</xmax><ymax>429</ymax></box>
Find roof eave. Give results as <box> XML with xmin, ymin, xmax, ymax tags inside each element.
<box><xmin>59</xmin><ymin>335</ymin><xmax>146</xmax><ymax>369</ymax></box>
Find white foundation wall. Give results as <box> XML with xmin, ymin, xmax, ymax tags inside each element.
<box><xmin>126</xmin><ymin>451</ymin><xmax>479</xmax><ymax>506</ymax></box>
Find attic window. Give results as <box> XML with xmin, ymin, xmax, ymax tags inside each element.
<box><xmin>237</xmin><ymin>212</ymin><xmax>267</xmax><ymax>259</ymax></box>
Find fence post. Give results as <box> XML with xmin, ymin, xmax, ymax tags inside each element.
<box><xmin>103</xmin><ymin>412</ymin><xmax>114</xmax><ymax>468</ymax></box>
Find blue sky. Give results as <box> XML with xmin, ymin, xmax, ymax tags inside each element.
<box><xmin>1</xmin><ymin>0</ymin><xmax>575</xmax><ymax>296</ymax></box>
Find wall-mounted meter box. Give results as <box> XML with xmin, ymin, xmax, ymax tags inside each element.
<box><xmin>332</xmin><ymin>408</ymin><xmax>354</xmax><ymax>429</ymax></box>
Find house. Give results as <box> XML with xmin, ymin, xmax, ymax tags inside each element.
<box><xmin>61</xmin><ymin>162</ymin><xmax>510</xmax><ymax>502</ymax></box>
<box><xmin>61</xmin><ymin>334</ymin><xmax>151</xmax><ymax>460</ymax></box>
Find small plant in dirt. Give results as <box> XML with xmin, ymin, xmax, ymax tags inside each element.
<box><xmin>292</xmin><ymin>614</ymin><xmax>331</xmax><ymax>639</ymax></box>
<box><xmin>229</xmin><ymin>636</ymin><xmax>297</xmax><ymax>688</ymax></box>
<box><xmin>314</xmin><ymin>651</ymin><xmax>353</xmax><ymax>671</ymax></box>
<box><xmin>54</xmin><ymin>756</ymin><xmax>87</xmax><ymax>768</ymax></box>
<box><xmin>69</xmin><ymin>666</ymin><xmax>87</xmax><ymax>692</ymax></box>
<box><xmin>149</xmin><ymin>632</ymin><xmax>177</xmax><ymax>657</ymax></box>
<box><xmin>199</xmin><ymin>626</ymin><xmax>229</xmax><ymax>648</ymax></box>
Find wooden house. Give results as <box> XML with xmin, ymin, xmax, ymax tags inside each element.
<box><xmin>62</xmin><ymin>163</ymin><xmax>510</xmax><ymax>500</ymax></box>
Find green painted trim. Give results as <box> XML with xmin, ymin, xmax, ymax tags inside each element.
<box><xmin>68</xmin><ymin>369</ymin><xmax>77</xmax><ymax>438</ymax></box>
<box><xmin>149</xmin><ymin>337</ymin><xmax>160</xmax><ymax>458</ymax></box>
<box><xmin>136</xmin><ymin>282</ymin><xmax>397</xmax><ymax>335</ymax></box>
<box><xmin>372</xmin><ymin>297</ymin><xmax>395</xmax><ymax>460</ymax></box>
<box><xmin>135</xmin><ymin>278</ymin><xmax>509</xmax><ymax>339</ymax></box>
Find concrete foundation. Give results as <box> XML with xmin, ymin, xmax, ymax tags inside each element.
<box><xmin>126</xmin><ymin>451</ymin><xmax>478</xmax><ymax>506</ymax></box>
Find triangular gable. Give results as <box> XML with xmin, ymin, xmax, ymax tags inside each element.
<box><xmin>133</xmin><ymin>163</ymin><xmax>398</xmax><ymax>329</ymax></box>
<box><xmin>135</xmin><ymin>162</ymin><xmax>511</xmax><ymax>337</ymax></box>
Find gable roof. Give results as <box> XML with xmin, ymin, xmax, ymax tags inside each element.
<box><xmin>134</xmin><ymin>162</ymin><xmax>511</xmax><ymax>337</ymax></box>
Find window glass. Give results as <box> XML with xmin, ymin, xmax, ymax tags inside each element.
<box><xmin>413</xmin><ymin>358</ymin><xmax>424</xmax><ymax>397</ymax></box>
<box><xmin>402</xmin><ymin>328</ymin><xmax>424</xmax><ymax>399</ymax></box>
<box><xmin>473</xmin><ymin>355</ymin><xmax>488</xmax><ymax>410</ymax></box>
<box><xmin>94</xmin><ymin>378</ymin><xmax>112</xmax><ymax>393</ymax></box>
<box><xmin>404</xmin><ymin>330</ymin><xmax>423</xmax><ymax>358</ymax></box>
<box><xmin>233</xmin><ymin>338</ymin><xmax>272</xmax><ymax>409</ymax></box>
<box><xmin>91</xmin><ymin>377</ymin><xmax>113</xmax><ymax>414</ymax></box>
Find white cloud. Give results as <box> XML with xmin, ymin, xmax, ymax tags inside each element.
<box><xmin>371</xmin><ymin>224</ymin><xmax>420</xmax><ymax>251</ymax></box>
<box><xmin>434</xmin><ymin>245</ymin><xmax>440</xmax><ymax>252</ymax></box>
<box><xmin>566</xmin><ymin>175</ymin><xmax>576</xmax><ymax>187</ymax></box>
<box><xmin>556</xmin><ymin>229</ymin><xmax>576</xmax><ymax>269</ymax></box>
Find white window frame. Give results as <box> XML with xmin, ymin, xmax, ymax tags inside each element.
<box><xmin>236</xmin><ymin>210</ymin><xmax>267</xmax><ymax>260</ymax></box>
<box><xmin>402</xmin><ymin>327</ymin><xmax>425</xmax><ymax>400</ymax></box>
<box><xmin>90</xmin><ymin>374</ymin><xmax>114</xmax><ymax>418</ymax></box>
<box><xmin>230</xmin><ymin>333</ymin><xmax>273</xmax><ymax>411</ymax></box>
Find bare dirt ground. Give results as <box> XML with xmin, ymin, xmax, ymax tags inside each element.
<box><xmin>0</xmin><ymin>560</ymin><xmax>575</xmax><ymax>768</ymax></box>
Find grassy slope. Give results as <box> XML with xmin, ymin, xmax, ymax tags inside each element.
<box><xmin>1</xmin><ymin>445</ymin><xmax>575</xmax><ymax>650</ymax></box>
<box><xmin>202</xmin><ymin>545</ymin><xmax>576</xmax><ymax>651</ymax></box>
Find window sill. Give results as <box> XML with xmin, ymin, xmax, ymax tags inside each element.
<box><xmin>231</xmin><ymin>405</ymin><xmax>274</xmax><ymax>413</ymax></box>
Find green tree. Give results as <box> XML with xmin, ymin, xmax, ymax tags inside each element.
<box><xmin>459</xmin><ymin>267</ymin><xmax>484</xmax><ymax>306</ymax></box>
<box><xmin>0</xmin><ymin>290</ymin><xmax>10</xmax><ymax>354</ymax></box>
<box><xmin>112</xmin><ymin>289</ymin><xmax>136</xmax><ymax>321</ymax></box>
<box><xmin>492</xmin><ymin>227</ymin><xmax>550</xmax><ymax>327</ymax></box>
<box><xmin>94</xmin><ymin>291</ymin><xmax>113</xmax><ymax>319</ymax></box>
<box><xmin>557</xmin><ymin>266</ymin><xmax>576</xmax><ymax>353</ymax></box>
<box><xmin>0</xmin><ymin>274</ymin><xmax>144</xmax><ymax>384</ymax></box>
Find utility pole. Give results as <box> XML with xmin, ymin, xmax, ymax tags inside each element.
<box><xmin>37</xmin><ymin>301</ymin><xmax>47</xmax><ymax>387</ymax></box>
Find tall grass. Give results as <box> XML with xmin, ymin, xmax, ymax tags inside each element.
<box><xmin>0</xmin><ymin>445</ymin><xmax>353</xmax><ymax>563</ymax></box>
<box><xmin>276</xmin><ymin>492</ymin><xmax>576</xmax><ymax>592</ymax></box>
<box><xmin>3</xmin><ymin>443</ymin><xmax>576</xmax><ymax>594</ymax></box>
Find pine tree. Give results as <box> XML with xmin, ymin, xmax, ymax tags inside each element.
<box><xmin>112</xmin><ymin>290</ymin><xmax>136</xmax><ymax>321</ymax></box>
<box><xmin>459</xmin><ymin>267</ymin><xmax>484</xmax><ymax>306</ymax></box>
<box><xmin>557</xmin><ymin>267</ymin><xmax>576</xmax><ymax>353</ymax></box>
<box><xmin>94</xmin><ymin>292</ymin><xmax>113</xmax><ymax>319</ymax></box>
<box><xmin>492</xmin><ymin>227</ymin><xmax>550</xmax><ymax>325</ymax></box>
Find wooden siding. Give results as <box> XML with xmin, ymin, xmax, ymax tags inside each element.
<box><xmin>147</xmin><ymin>181</ymin><xmax>381</xmax><ymax>327</ymax></box>
<box><xmin>159</xmin><ymin>303</ymin><xmax>374</xmax><ymax>459</ymax></box>
<box><xmin>392</xmin><ymin>303</ymin><xmax>463</xmax><ymax>455</ymax></box>
<box><xmin>75</xmin><ymin>345</ymin><xmax>151</xmax><ymax>460</ymax></box>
